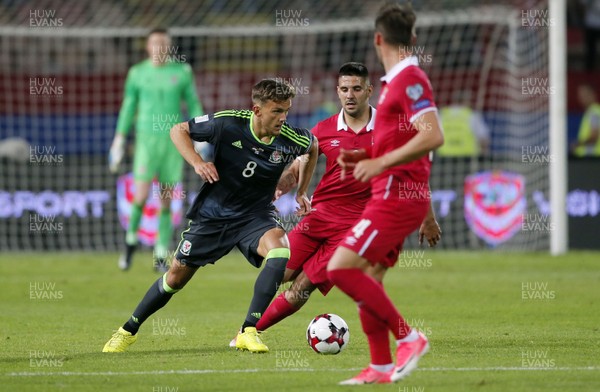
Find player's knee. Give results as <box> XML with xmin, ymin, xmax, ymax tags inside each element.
<box><xmin>326</xmin><ymin>254</ymin><xmax>342</xmax><ymax>272</ymax></box>
<box><xmin>265</xmin><ymin>248</ymin><xmax>290</xmax><ymax>270</ymax></box>
<box><xmin>163</xmin><ymin>260</ymin><xmax>195</xmax><ymax>291</ymax></box>
<box><xmin>133</xmin><ymin>190</ymin><xmax>149</xmax><ymax>205</ymax></box>
<box><xmin>162</xmin><ymin>273</ymin><xmax>184</xmax><ymax>293</ymax></box>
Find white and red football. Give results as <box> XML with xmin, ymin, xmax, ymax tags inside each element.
<box><xmin>306</xmin><ymin>313</ymin><xmax>350</xmax><ymax>354</ymax></box>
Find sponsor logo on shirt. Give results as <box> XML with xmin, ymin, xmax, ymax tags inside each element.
<box><xmin>330</xmin><ymin>139</ymin><xmax>340</xmax><ymax>147</ymax></box>
<box><xmin>252</xmin><ymin>147</ymin><xmax>264</xmax><ymax>155</ymax></box>
<box><xmin>406</xmin><ymin>83</ymin><xmax>424</xmax><ymax>101</ymax></box>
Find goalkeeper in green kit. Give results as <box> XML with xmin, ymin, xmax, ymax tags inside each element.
<box><xmin>109</xmin><ymin>28</ymin><xmax>204</xmax><ymax>272</ymax></box>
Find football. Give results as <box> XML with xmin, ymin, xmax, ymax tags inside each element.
<box><xmin>306</xmin><ymin>313</ymin><xmax>350</xmax><ymax>354</ymax></box>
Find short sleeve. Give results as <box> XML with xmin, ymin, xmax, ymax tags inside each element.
<box><xmin>310</xmin><ymin>123</ymin><xmax>322</xmax><ymax>155</ymax></box>
<box><xmin>188</xmin><ymin>113</ymin><xmax>221</xmax><ymax>144</ymax></box>
<box><xmin>298</xmin><ymin>127</ymin><xmax>314</xmax><ymax>155</ymax></box>
<box><xmin>397</xmin><ymin>70</ymin><xmax>437</xmax><ymax>123</ymax></box>
<box><xmin>281</xmin><ymin>124</ymin><xmax>314</xmax><ymax>156</ymax></box>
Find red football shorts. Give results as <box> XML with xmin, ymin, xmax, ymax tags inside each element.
<box><xmin>340</xmin><ymin>198</ymin><xmax>429</xmax><ymax>267</ymax></box>
<box><xmin>286</xmin><ymin>208</ymin><xmax>357</xmax><ymax>295</ymax></box>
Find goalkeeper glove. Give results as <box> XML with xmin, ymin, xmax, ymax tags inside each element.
<box><xmin>109</xmin><ymin>134</ymin><xmax>125</xmax><ymax>174</ymax></box>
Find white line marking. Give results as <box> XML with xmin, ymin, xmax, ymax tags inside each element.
<box><xmin>420</xmin><ymin>367</ymin><xmax>600</xmax><ymax>372</ymax></box>
<box><xmin>5</xmin><ymin>366</ymin><xmax>600</xmax><ymax>377</ymax></box>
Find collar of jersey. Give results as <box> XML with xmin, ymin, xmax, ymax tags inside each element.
<box><xmin>337</xmin><ymin>106</ymin><xmax>376</xmax><ymax>132</ymax></box>
<box><xmin>249</xmin><ymin>112</ymin><xmax>275</xmax><ymax>145</ymax></box>
<box><xmin>380</xmin><ymin>55</ymin><xmax>419</xmax><ymax>84</ymax></box>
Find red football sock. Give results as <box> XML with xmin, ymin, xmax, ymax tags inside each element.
<box><xmin>255</xmin><ymin>292</ymin><xmax>299</xmax><ymax>331</ymax></box>
<box><xmin>328</xmin><ymin>268</ymin><xmax>410</xmax><ymax>340</ymax></box>
<box><xmin>360</xmin><ymin>304</ymin><xmax>392</xmax><ymax>365</ymax></box>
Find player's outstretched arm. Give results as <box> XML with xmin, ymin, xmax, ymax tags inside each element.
<box><xmin>353</xmin><ymin>111</ymin><xmax>444</xmax><ymax>182</ymax></box>
<box><xmin>295</xmin><ymin>137</ymin><xmax>319</xmax><ymax>216</ymax></box>
<box><xmin>419</xmin><ymin>198</ymin><xmax>441</xmax><ymax>247</ymax></box>
<box><xmin>170</xmin><ymin>122</ymin><xmax>219</xmax><ymax>183</ymax></box>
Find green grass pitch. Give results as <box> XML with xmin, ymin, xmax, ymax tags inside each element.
<box><xmin>1</xmin><ymin>250</ymin><xmax>599</xmax><ymax>391</ymax></box>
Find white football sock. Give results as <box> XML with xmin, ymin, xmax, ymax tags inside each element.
<box><xmin>396</xmin><ymin>329</ymin><xmax>419</xmax><ymax>346</ymax></box>
<box><xmin>370</xmin><ymin>363</ymin><xmax>394</xmax><ymax>372</ymax></box>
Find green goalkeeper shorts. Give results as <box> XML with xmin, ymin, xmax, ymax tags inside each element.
<box><xmin>133</xmin><ymin>136</ymin><xmax>183</xmax><ymax>184</ymax></box>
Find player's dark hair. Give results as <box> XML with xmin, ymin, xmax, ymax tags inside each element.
<box><xmin>375</xmin><ymin>2</ymin><xmax>416</xmax><ymax>46</ymax></box>
<box><xmin>252</xmin><ymin>79</ymin><xmax>296</xmax><ymax>104</ymax></box>
<box><xmin>147</xmin><ymin>27</ymin><xmax>169</xmax><ymax>38</ymax></box>
<box><xmin>338</xmin><ymin>62</ymin><xmax>370</xmax><ymax>85</ymax></box>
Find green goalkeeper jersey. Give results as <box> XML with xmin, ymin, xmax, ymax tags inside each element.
<box><xmin>116</xmin><ymin>59</ymin><xmax>204</xmax><ymax>137</ymax></box>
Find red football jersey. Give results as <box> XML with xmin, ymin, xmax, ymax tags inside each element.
<box><xmin>371</xmin><ymin>56</ymin><xmax>437</xmax><ymax>200</ymax></box>
<box><xmin>310</xmin><ymin>107</ymin><xmax>376</xmax><ymax>219</ymax></box>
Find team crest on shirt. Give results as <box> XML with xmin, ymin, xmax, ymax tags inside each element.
<box><xmin>406</xmin><ymin>83</ymin><xmax>424</xmax><ymax>101</ymax></box>
<box><xmin>269</xmin><ymin>150</ymin><xmax>283</xmax><ymax>163</ymax></box>
<box><xmin>180</xmin><ymin>240</ymin><xmax>192</xmax><ymax>256</ymax></box>
<box><xmin>330</xmin><ymin>139</ymin><xmax>340</xmax><ymax>147</ymax></box>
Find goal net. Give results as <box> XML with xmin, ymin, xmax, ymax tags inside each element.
<box><xmin>0</xmin><ymin>0</ymin><xmax>551</xmax><ymax>252</ymax></box>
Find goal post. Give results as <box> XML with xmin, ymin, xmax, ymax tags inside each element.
<box><xmin>548</xmin><ymin>0</ymin><xmax>568</xmax><ymax>255</ymax></box>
